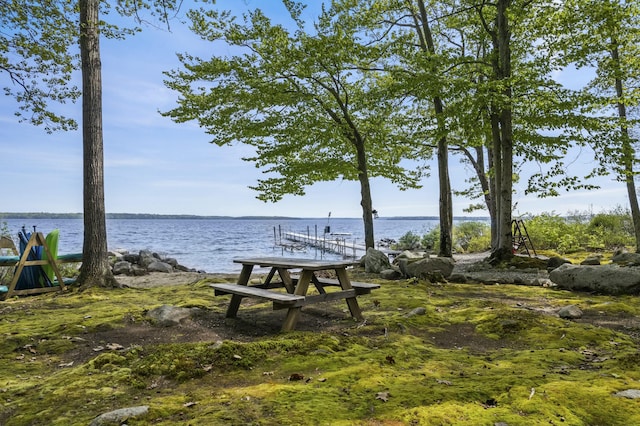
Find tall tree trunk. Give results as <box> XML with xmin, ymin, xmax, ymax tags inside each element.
<box><xmin>354</xmin><ymin>138</ymin><xmax>375</xmax><ymax>249</ymax></box>
<box><xmin>460</xmin><ymin>143</ymin><xmax>497</xmax><ymax>249</ymax></box>
<box><xmin>488</xmin><ymin>0</ymin><xmax>514</xmax><ymax>261</ymax></box>
<box><xmin>77</xmin><ymin>0</ymin><xmax>119</xmax><ymax>288</ymax></box>
<box><xmin>415</xmin><ymin>0</ymin><xmax>453</xmax><ymax>256</ymax></box>
<box><xmin>611</xmin><ymin>44</ymin><xmax>640</xmax><ymax>251</ymax></box>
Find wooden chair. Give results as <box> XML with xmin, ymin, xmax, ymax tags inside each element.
<box><xmin>0</xmin><ymin>231</ymin><xmax>67</xmax><ymax>300</ymax></box>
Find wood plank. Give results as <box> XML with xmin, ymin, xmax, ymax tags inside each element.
<box><xmin>210</xmin><ymin>283</ymin><xmax>304</xmax><ymax>305</ymax></box>
<box><xmin>289</xmin><ymin>275</ymin><xmax>380</xmax><ymax>294</ymax></box>
<box><xmin>303</xmin><ymin>289</ymin><xmax>356</xmax><ymax>305</ymax></box>
<box><xmin>233</xmin><ymin>257</ymin><xmax>357</xmax><ymax>271</ymax></box>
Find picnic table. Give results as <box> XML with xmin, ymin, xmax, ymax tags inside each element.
<box><xmin>210</xmin><ymin>257</ymin><xmax>379</xmax><ymax>331</ymax></box>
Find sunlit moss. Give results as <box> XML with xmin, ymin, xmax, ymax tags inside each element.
<box><xmin>0</xmin><ymin>271</ymin><xmax>639</xmax><ymax>425</ymax></box>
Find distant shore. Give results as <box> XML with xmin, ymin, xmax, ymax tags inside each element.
<box><xmin>0</xmin><ymin>212</ymin><xmax>489</xmax><ymax>221</ymax></box>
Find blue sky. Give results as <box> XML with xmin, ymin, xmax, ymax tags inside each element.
<box><xmin>0</xmin><ymin>0</ymin><xmax>630</xmax><ymax>218</ymax></box>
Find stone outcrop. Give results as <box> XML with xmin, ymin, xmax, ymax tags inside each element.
<box><xmin>109</xmin><ymin>249</ymin><xmax>195</xmax><ymax>276</ymax></box>
<box><xmin>549</xmin><ymin>263</ymin><xmax>640</xmax><ymax>295</ymax></box>
<box><xmin>360</xmin><ymin>249</ymin><xmax>454</xmax><ymax>281</ymax></box>
<box><xmin>147</xmin><ymin>304</ymin><xmax>201</xmax><ymax>326</ymax></box>
<box><xmin>89</xmin><ymin>406</ymin><xmax>149</xmax><ymax>426</ymax></box>
<box><xmin>363</xmin><ymin>247</ymin><xmax>391</xmax><ymax>273</ymax></box>
<box><xmin>397</xmin><ymin>256</ymin><xmax>455</xmax><ymax>281</ymax></box>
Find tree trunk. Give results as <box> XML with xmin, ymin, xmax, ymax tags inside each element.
<box><xmin>488</xmin><ymin>0</ymin><xmax>514</xmax><ymax>261</ymax></box>
<box><xmin>415</xmin><ymin>0</ymin><xmax>453</xmax><ymax>257</ymax></box>
<box><xmin>437</xmin><ymin>134</ymin><xmax>453</xmax><ymax>257</ymax></box>
<box><xmin>354</xmin><ymin>138</ymin><xmax>375</xmax><ymax>249</ymax></box>
<box><xmin>611</xmin><ymin>44</ymin><xmax>640</xmax><ymax>251</ymax></box>
<box><xmin>77</xmin><ymin>0</ymin><xmax>119</xmax><ymax>288</ymax></box>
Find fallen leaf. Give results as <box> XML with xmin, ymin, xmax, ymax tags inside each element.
<box><xmin>93</xmin><ymin>346</ymin><xmax>105</xmax><ymax>352</ymax></box>
<box><xmin>183</xmin><ymin>401</ymin><xmax>197</xmax><ymax>408</ymax></box>
<box><xmin>106</xmin><ymin>343</ymin><xmax>124</xmax><ymax>350</ymax></box>
<box><xmin>376</xmin><ymin>391</ymin><xmax>390</xmax><ymax>402</ymax></box>
<box><xmin>233</xmin><ymin>354</ymin><xmax>242</xmax><ymax>360</ymax></box>
<box><xmin>58</xmin><ymin>361</ymin><xmax>74</xmax><ymax>368</ymax></box>
<box><xmin>318</xmin><ymin>378</ymin><xmax>327</xmax><ymax>382</ymax></box>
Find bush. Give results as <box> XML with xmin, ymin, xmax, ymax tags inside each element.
<box><xmin>454</xmin><ymin>221</ymin><xmax>491</xmax><ymax>253</ymax></box>
<box><xmin>523</xmin><ymin>207</ymin><xmax>634</xmax><ymax>253</ymax></box>
<box><xmin>421</xmin><ymin>226</ymin><xmax>440</xmax><ymax>251</ymax></box>
<box><xmin>394</xmin><ymin>231</ymin><xmax>422</xmax><ymax>250</ymax></box>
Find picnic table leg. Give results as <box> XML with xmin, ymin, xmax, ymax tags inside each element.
<box><xmin>281</xmin><ymin>269</ymin><xmax>312</xmax><ymax>331</ymax></box>
<box><xmin>336</xmin><ymin>268</ymin><xmax>364</xmax><ymax>321</ymax></box>
<box><xmin>277</xmin><ymin>268</ymin><xmax>295</xmax><ymax>293</ymax></box>
<box><xmin>226</xmin><ymin>264</ymin><xmax>253</xmax><ymax>318</ymax></box>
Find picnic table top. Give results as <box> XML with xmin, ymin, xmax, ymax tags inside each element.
<box><xmin>232</xmin><ymin>257</ymin><xmax>357</xmax><ymax>270</ymax></box>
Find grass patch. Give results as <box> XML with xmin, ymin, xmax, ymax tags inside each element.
<box><xmin>0</xmin><ymin>272</ymin><xmax>639</xmax><ymax>425</ymax></box>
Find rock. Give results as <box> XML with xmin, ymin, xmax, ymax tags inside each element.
<box><xmin>122</xmin><ymin>253</ymin><xmax>140</xmax><ymax>264</ymax></box>
<box><xmin>580</xmin><ymin>255</ymin><xmax>601</xmax><ymax>265</ymax></box>
<box><xmin>402</xmin><ymin>256</ymin><xmax>455</xmax><ymax>280</ymax></box>
<box><xmin>558</xmin><ymin>305</ymin><xmax>583</xmax><ymax>319</ymax></box>
<box><xmin>147</xmin><ymin>305</ymin><xmax>200</xmax><ymax>325</ymax></box>
<box><xmin>89</xmin><ymin>405</ymin><xmax>149</xmax><ymax>426</ymax></box>
<box><xmin>615</xmin><ymin>389</ymin><xmax>640</xmax><ymax>399</ymax></box>
<box><xmin>394</xmin><ymin>250</ymin><xmax>427</xmax><ymax>262</ymax></box>
<box><xmin>547</xmin><ymin>256</ymin><xmax>571</xmax><ymax>271</ymax></box>
<box><xmin>112</xmin><ymin>261</ymin><xmax>132</xmax><ymax>276</ymax></box>
<box><xmin>611</xmin><ymin>252</ymin><xmax>640</xmax><ymax>266</ymax></box>
<box><xmin>549</xmin><ymin>264</ymin><xmax>640</xmax><ymax>295</ymax></box>
<box><xmin>163</xmin><ymin>257</ymin><xmax>179</xmax><ymax>267</ymax></box>
<box><xmin>147</xmin><ymin>261</ymin><xmax>173</xmax><ymax>273</ymax></box>
<box><xmin>131</xmin><ymin>264</ymin><xmax>148</xmax><ymax>276</ymax></box>
<box><xmin>406</xmin><ymin>307</ymin><xmax>427</xmax><ymax>317</ymax></box>
<box><xmin>363</xmin><ymin>248</ymin><xmax>391</xmax><ymax>273</ymax></box>
<box><xmin>380</xmin><ymin>268</ymin><xmax>402</xmax><ymax>280</ymax></box>
<box><xmin>175</xmin><ymin>264</ymin><xmax>193</xmax><ymax>272</ymax></box>
<box><xmin>138</xmin><ymin>250</ymin><xmax>157</xmax><ymax>268</ymax></box>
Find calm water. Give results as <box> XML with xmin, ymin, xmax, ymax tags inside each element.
<box><xmin>2</xmin><ymin>217</ymin><xmax>468</xmax><ymax>273</ymax></box>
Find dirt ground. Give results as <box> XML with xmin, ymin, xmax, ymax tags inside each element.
<box><xmin>62</xmin><ymin>254</ymin><xmax>640</xmax><ymax>368</ymax></box>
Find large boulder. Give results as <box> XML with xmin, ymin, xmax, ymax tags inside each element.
<box><xmin>363</xmin><ymin>248</ymin><xmax>391</xmax><ymax>273</ymax></box>
<box><xmin>147</xmin><ymin>261</ymin><xmax>173</xmax><ymax>273</ymax></box>
<box><xmin>112</xmin><ymin>261</ymin><xmax>132</xmax><ymax>276</ymax></box>
<box><xmin>611</xmin><ymin>251</ymin><xmax>640</xmax><ymax>266</ymax></box>
<box><xmin>399</xmin><ymin>256</ymin><xmax>455</xmax><ymax>280</ymax></box>
<box><xmin>549</xmin><ymin>263</ymin><xmax>640</xmax><ymax>295</ymax></box>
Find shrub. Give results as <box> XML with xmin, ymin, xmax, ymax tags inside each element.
<box><xmin>421</xmin><ymin>226</ymin><xmax>440</xmax><ymax>251</ymax></box>
<box><xmin>394</xmin><ymin>231</ymin><xmax>422</xmax><ymax>250</ymax></box>
<box><xmin>454</xmin><ymin>221</ymin><xmax>491</xmax><ymax>253</ymax></box>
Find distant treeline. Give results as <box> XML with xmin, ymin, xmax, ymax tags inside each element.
<box><xmin>0</xmin><ymin>213</ymin><xmax>298</xmax><ymax>220</ymax></box>
<box><xmin>1</xmin><ymin>212</ymin><xmax>490</xmax><ymax>221</ymax></box>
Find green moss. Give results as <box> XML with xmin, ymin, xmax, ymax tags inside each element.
<box><xmin>0</xmin><ymin>275</ymin><xmax>639</xmax><ymax>425</ymax></box>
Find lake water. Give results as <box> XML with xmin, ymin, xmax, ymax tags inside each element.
<box><xmin>1</xmin><ymin>217</ymin><xmax>479</xmax><ymax>273</ymax></box>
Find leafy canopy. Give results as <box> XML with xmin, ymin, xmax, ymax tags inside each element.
<box><xmin>162</xmin><ymin>1</ymin><xmax>427</xmax><ymax>202</ymax></box>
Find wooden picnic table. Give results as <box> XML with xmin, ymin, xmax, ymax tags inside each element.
<box><xmin>210</xmin><ymin>257</ymin><xmax>379</xmax><ymax>331</ymax></box>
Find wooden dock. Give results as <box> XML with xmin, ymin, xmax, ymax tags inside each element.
<box><xmin>281</xmin><ymin>231</ymin><xmax>365</xmax><ymax>258</ymax></box>
<box><xmin>279</xmin><ymin>230</ymin><xmax>398</xmax><ymax>259</ymax></box>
